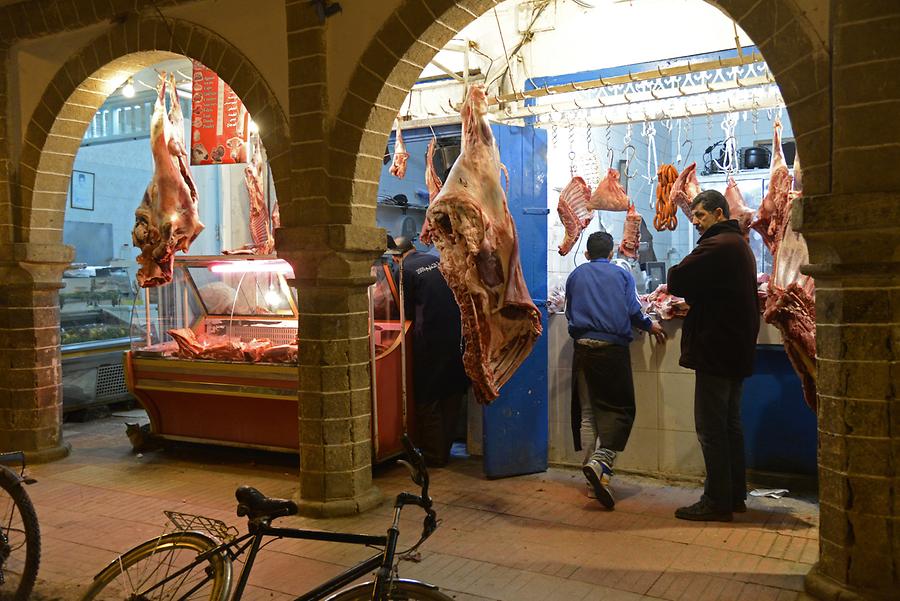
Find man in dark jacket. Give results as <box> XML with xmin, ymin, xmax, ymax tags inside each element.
<box><xmin>667</xmin><ymin>189</ymin><xmax>760</xmax><ymax>522</ymax></box>
<box><xmin>566</xmin><ymin>232</ymin><xmax>666</xmax><ymax>509</ymax></box>
<box><xmin>395</xmin><ymin>237</ymin><xmax>469</xmax><ymax>467</ymax></box>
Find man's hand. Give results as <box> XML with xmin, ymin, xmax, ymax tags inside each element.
<box><xmin>649</xmin><ymin>321</ymin><xmax>667</xmax><ymax>344</ymax></box>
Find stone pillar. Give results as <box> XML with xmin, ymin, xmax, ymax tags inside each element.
<box><xmin>0</xmin><ymin>243</ymin><xmax>74</xmax><ymax>462</ymax></box>
<box><xmin>278</xmin><ymin>224</ymin><xmax>385</xmax><ymax>517</ymax></box>
<box><xmin>799</xmin><ymin>4</ymin><xmax>900</xmax><ymax>595</ymax></box>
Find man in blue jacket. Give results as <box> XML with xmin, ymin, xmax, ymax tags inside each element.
<box><xmin>668</xmin><ymin>190</ymin><xmax>760</xmax><ymax>522</ymax></box>
<box><xmin>566</xmin><ymin>231</ymin><xmax>666</xmax><ymax>509</ymax></box>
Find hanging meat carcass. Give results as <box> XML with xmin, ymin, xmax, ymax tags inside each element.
<box><xmin>669</xmin><ymin>162</ymin><xmax>702</xmax><ymax>218</ymax></box>
<box><xmin>587</xmin><ymin>168</ymin><xmax>629</xmax><ymax>211</ymax></box>
<box><xmin>419</xmin><ymin>137</ymin><xmax>443</xmax><ymax>245</ymax></box>
<box><xmin>223</xmin><ymin>135</ymin><xmax>275</xmax><ymax>255</ymax></box>
<box><xmin>750</xmin><ymin>118</ymin><xmax>793</xmax><ymax>255</ymax></box>
<box><xmin>618</xmin><ymin>202</ymin><xmax>642</xmax><ymax>259</ymax></box>
<box><xmin>389</xmin><ymin>119</ymin><xmax>410</xmax><ymax>179</ymax></box>
<box><xmin>557</xmin><ymin>176</ymin><xmax>593</xmax><ymax>255</ymax></box>
<box><xmin>425</xmin><ymin>84</ymin><xmax>542</xmax><ymax>404</ymax></box>
<box><xmin>725</xmin><ymin>176</ymin><xmax>754</xmax><ymax>240</ymax></box>
<box><xmin>133</xmin><ymin>73</ymin><xmax>204</xmax><ymax>287</ymax></box>
<box><xmin>763</xmin><ymin>151</ymin><xmax>817</xmax><ymax>411</ymax></box>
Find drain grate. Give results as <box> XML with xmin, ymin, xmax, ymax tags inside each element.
<box><xmin>95</xmin><ymin>363</ymin><xmax>130</xmax><ymax>400</ymax></box>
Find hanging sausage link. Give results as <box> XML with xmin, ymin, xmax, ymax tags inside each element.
<box><xmin>653</xmin><ymin>163</ymin><xmax>680</xmax><ymax>231</ymax></box>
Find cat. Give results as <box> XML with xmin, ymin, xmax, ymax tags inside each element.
<box><xmin>125</xmin><ymin>422</ymin><xmax>164</xmax><ymax>454</ymax></box>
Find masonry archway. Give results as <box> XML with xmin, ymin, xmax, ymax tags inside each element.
<box><xmin>1</xmin><ymin>16</ymin><xmax>289</xmax><ymax>461</ymax></box>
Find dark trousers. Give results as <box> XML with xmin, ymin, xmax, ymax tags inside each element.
<box><xmin>414</xmin><ymin>392</ymin><xmax>464</xmax><ymax>467</ymax></box>
<box><xmin>573</xmin><ymin>343</ymin><xmax>635</xmax><ymax>452</ymax></box>
<box><xmin>694</xmin><ymin>372</ymin><xmax>747</xmax><ymax>511</ymax></box>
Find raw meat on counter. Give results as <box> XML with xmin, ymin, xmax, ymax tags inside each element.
<box><xmin>223</xmin><ymin>136</ymin><xmax>275</xmax><ymax>255</ymax></box>
<box><xmin>167</xmin><ymin>328</ymin><xmax>298</xmax><ymax>364</ymax></box>
<box><xmin>556</xmin><ymin>176</ymin><xmax>593</xmax><ymax>255</ymax></box>
<box><xmin>588</xmin><ymin>168</ymin><xmax>629</xmax><ymax>211</ymax></box>
<box><xmin>389</xmin><ymin>120</ymin><xmax>410</xmax><ymax>179</ymax></box>
<box><xmin>425</xmin><ymin>84</ymin><xmax>542</xmax><ymax>404</ymax></box>
<box><xmin>640</xmin><ymin>284</ymin><xmax>689</xmax><ymax>320</ymax></box>
<box><xmin>133</xmin><ymin>73</ymin><xmax>205</xmax><ymax>287</ymax></box>
<box><xmin>669</xmin><ymin>162</ymin><xmax>702</xmax><ymax>219</ymax></box>
<box><xmin>419</xmin><ymin>137</ymin><xmax>443</xmax><ymax>245</ymax></box>
<box><xmin>750</xmin><ymin>118</ymin><xmax>793</xmax><ymax>255</ymax></box>
<box><xmin>618</xmin><ymin>202</ymin><xmax>642</xmax><ymax>259</ymax></box>
<box><xmin>725</xmin><ymin>176</ymin><xmax>754</xmax><ymax>240</ymax></box>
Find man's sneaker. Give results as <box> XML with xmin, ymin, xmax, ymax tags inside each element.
<box><xmin>733</xmin><ymin>500</ymin><xmax>747</xmax><ymax>513</ymax></box>
<box><xmin>583</xmin><ymin>459</ymin><xmax>615</xmax><ymax>509</ymax></box>
<box><xmin>675</xmin><ymin>498</ymin><xmax>732</xmax><ymax>522</ymax></box>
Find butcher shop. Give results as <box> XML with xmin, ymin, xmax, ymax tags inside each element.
<box><xmin>56</xmin><ymin>0</ymin><xmax>815</xmax><ymax>482</ymax></box>
<box><xmin>369</xmin><ymin>0</ymin><xmax>816</xmax><ymax>481</ymax></box>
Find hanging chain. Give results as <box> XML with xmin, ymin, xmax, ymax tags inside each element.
<box><xmin>642</xmin><ymin>120</ymin><xmax>658</xmax><ymax>209</ymax></box>
<box><xmin>551</xmin><ymin>121</ymin><xmax>559</xmax><ymax>148</ymax></box>
<box><xmin>751</xmin><ymin>97</ymin><xmax>759</xmax><ymax>135</ymax></box>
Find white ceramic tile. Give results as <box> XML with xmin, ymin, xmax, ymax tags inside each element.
<box><xmin>658</xmin><ymin>429</ymin><xmax>705</xmax><ymax>476</ymax></box>
<box><xmin>629</xmin><ymin>332</ymin><xmax>656</xmax><ymax>372</ymax></box>
<box><xmin>757</xmin><ymin>321</ymin><xmax>783</xmax><ymax>345</ymax></box>
<box><xmin>633</xmin><ymin>371</ymin><xmax>658</xmax><ymax>429</ymax></box>
<box><xmin>548</xmin><ymin>417</ymin><xmax>581</xmax><ymax>466</ymax></box>
<box><xmin>617</xmin><ymin>426</ymin><xmax>660</xmax><ymax>472</ymax></box>
<box><xmin>656</xmin><ymin>320</ymin><xmax>693</xmax><ymax>374</ymax></box>
<box><xmin>658</xmin><ymin>372</ymin><xmax>697</xmax><ymax>432</ymax></box>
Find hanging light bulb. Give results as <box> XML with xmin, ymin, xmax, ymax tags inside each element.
<box><xmin>264</xmin><ymin>286</ymin><xmax>281</xmax><ymax>308</ymax></box>
<box><xmin>248</xmin><ymin>119</ymin><xmax>259</xmax><ymax>134</ymax></box>
<box><xmin>122</xmin><ymin>77</ymin><xmax>135</xmax><ymax>98</ymax></box>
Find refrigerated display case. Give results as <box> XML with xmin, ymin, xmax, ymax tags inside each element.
<box><xmin>124</xmin><ymin>255</ymin><xmax>412</xmax><ymax>459</ymax></box>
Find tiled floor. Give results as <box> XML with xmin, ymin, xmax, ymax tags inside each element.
<box><xmin>16</xmin><ymin>413</ymin><xmax>818</xmax><ymax>600</ymax></box>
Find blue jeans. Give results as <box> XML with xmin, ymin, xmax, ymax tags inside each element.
<box><xmin>694</xmin><ymin>372</ymin><xmax>747</xmax><ymax>511</ymax></box>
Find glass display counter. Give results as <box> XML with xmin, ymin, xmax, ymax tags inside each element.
<box><xmin>124</xmin><ymin>255</ymin><xmax>412</xmax><ymax>458</ymax></box>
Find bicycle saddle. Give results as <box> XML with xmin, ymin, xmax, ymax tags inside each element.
<box><xmin>235</xmin><ymin>486</ymin><xmax>298</xmax><ymax>520</ymax></box>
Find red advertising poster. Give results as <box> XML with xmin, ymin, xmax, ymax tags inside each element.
<box><xmin>190</xmin><ymin>60</ymin><xmax>250</xmax><ymax>165</ymax></box>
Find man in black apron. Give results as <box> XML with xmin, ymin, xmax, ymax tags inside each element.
<box><xmin>395</xmin><ymin>237</ymin><xmax>469</xmax><ymax>466</ymax></box>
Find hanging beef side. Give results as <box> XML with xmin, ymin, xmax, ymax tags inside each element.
<box><xmin>132</xmin><ymin>73</ymin><xmax>204</xmax><ymax>287</ymax></box>
<box><xmin>424</xmin><ymin>84</ymin><xmax>542</xmax><ymax>404</ymax></box>
<box><xmin>419</xmin><ymin>137</ymin><xmax>443</xmax><ymax>245</ymax></box>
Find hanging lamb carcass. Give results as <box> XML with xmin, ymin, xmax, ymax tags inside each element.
<box><xmin>425</xmin><ymin>84</ymin><xmax>542</xmax><ymax>404</ymax></box>
<box><xmin>132</xmin><ymin>73</ymin><xmax>204</xmax><ymax>287</ymax></box>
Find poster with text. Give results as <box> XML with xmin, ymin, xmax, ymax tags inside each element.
<box><xmin>190</xmin><ymin>60</ymin><xmax>250</xmax><ymax>165</ymax></box>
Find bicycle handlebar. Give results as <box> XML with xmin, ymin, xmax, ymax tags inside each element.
<box><xmin>397</xmin><ymin>434</ymin><xmax>437</xmax><ymax>544</ymax></box>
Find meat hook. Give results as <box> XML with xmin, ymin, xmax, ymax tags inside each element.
<box><xmin>679</xmin><ymin>139</ymin><xmax>693</xmax><ymax>165</ymax></box>
<box><xmin>623</xmin><ymin>144</ymin><xmax>638</xmax><ymax>180</ymax></box>
<box><xmin>607</xmin><ymin>147</ymin><xmax>615</xmax><ymax>170</ymax></box>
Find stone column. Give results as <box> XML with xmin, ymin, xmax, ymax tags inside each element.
<box><xmin>801</xmin><ymin>4</ymin><xmax>900</xmax><ymax>596</ymax></box>
<box><xmin>0</xmin><ymin>243</ymin><xmax>74</xmax><ymax>462</ymax></box>
<box><xmin>279</xmin><ymin>225</ymin><xmax>385</xmax><ymax>517</ymax></box>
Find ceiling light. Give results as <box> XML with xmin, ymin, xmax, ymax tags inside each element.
<box><xmin>122</xmin><ymin>77</ymin><xmax>135</xmax><ymax>98</ymax></box>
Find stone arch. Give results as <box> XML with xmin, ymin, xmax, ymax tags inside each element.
<box><xmin>332</xmin><ymin>0</ymin><xmax>830</xmax><ymax>204</ymax></box>
<box><xmin>18</xmin><ymin>15</ymin><xmax>290</xmax><ymax>245</ymax></box>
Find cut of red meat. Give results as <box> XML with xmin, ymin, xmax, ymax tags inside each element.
<box><xmin>557</xmin><ymin>176</ymin><xmax>593</xmax><ymax>256</ymax></box>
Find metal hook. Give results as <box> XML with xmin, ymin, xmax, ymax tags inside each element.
<box><xmin>623</xmin><ymin>144</ymin><xmax>638</xmax><ymax>179</ymax></box>
<box><xmin>679</xmin><ymin>139</ymin><xmax>693</xmax><ymax>165</ymax></box>
<box><xmin>607</xmin><ymin>148</ymin><xmax>615</xmax><ymax>170</ymax></box>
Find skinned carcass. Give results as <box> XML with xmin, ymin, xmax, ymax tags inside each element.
<box><xmin>750</xmin><ymin>119</ymin><xmax>793</xmax><ymax>255</ymax></box>
<box><xmin>425</xmin><ymin>85</ymin><xmax>542</xmax><ymax>404</ymax></box>
<box><xmin>725</xmin><ymin>176</ymin><xmax>754</xmax><ymax>240</ymax></box>
<box><xmin>223</xmin><ymin>135</ymin><xmax>275</xmax><ymax>255</ymax></box>
<box><xmin>557</xmin><ymin>176</ymin><xmax>593</xmax><ymax>255</ymax></box>
<box><xmin>133</xmin><ymin>74</ymin><xmax>204</xmax><ymax>287</ymax></box>
<box><xmin>618</xmin><ymin>202</ymin><xmax>642</xmax><ymax>259</ymax></box>
<box><xmin>419</xmin><ymin>137</ymin><xmax>443</xmax><ymax>245</ymax></box>
<box><xmin>389</xmin><ymin>120</ymin><xmax>409</xmax><ymax>179</ymax></box>
<box><xmin>587</xmin><ymin>168</ymin><xmax>629</xmax><ymax>212</ymax></box>
<box><xmin>669</xmin><ymin>162</ymin><xmax>702</xmax><ymax>218</ymax></box>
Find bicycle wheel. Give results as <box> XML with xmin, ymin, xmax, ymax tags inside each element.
<box><xmin>0</xmin><ymin>465</ymin><xmax>40</xmax><ymax>601</ymax></box>
<box><xmin>326</xmin><ymin>579</ymin><xmax>455</xmax><ymax>601</ymax></box>
<box><xmin>80</xmin><ymin>531</ymin><xmax>232</xmax><ymax>601</ymax></box>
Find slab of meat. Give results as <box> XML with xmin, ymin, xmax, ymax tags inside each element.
<box><xmin>764</xmin><ymin>185</ymin><xmax>816</xmax><ymax>411</ymax></box>
<box><xmin>669</xmin><ymin>162</ymin><xmax>701</xmax><ymax>218</ymax></box>
<box><xmin>425</xmin><ymin>84</ymin><xmax>542</xmax><ymax>404</ymax></box>
<box><xmin>167</xmin><ymin>328</ymin><xmax>298</xmax><ymax>364</ymax></box>
<box><xmin>639</xmin><ymin>284</ymin><xmax>689</xmax><ymax>320</ymax></box>
<box><xmin>389</xmin><ymin>120</ymin><xmax>409</xmax><ymax>179</ymax></box>
<box><xmin>223</xmin><ymin>136</ymin><xmax>274</xmax><ymax>255</ymax></box>
<box><xmin>557</xmin><ymin>176</ymin><xmax>593</xmax><ymax>255</ymax></box>
<box><xmin>419</xmin><ymin>137</ymin><xmax>443</xmax><ymax>245</ymax></box>
<box><xmin>725</xmin><ymin>176</ymin><xmax>754</xmax><ymax>240</ymax></box>
<box><xmin>618</xmin><ymin>202</ymin><xmax>641</xmax><ymax>259</ymax></box>
<box><xmin>133</xmin><ymin>74</ymin><xmax>204</xmax><ymax>287</ymax></box>
<box><xmin>750</xmin><ymin>119</ymin><xmax>793</xmax><ymax>255</ymax></box>
<box><xmin>587</xmin><ymin>168</ymin><xmax>629</xmax><ymax>212</ymax></box>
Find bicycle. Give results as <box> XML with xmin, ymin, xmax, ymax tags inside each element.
<box><xmin>0</xmin><ymin>451</ymin><xmax>41</xmax><ymax>601</ymax></box>
<box><xmin>80</xmin><ymin>435</ymin><xmax>453</xmax><ymax>600</ymax></box>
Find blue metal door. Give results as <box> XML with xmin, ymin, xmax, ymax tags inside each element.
<box><xmin>481</xmin><ymin>124</ymin><xmax>549</xmax><ymax>478</ymax></box>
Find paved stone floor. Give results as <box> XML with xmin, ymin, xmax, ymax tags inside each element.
<box><xmin>15</xmin><ymin>412</ymin><xmax>818</xmax><ymax>600</ymax></box>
